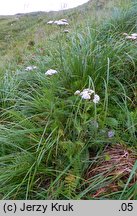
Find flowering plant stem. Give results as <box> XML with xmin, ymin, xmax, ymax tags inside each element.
<box><xmin>58</xmin><ymin>27</ymin><xmax>65</xmax><ymax>71</ymax></box>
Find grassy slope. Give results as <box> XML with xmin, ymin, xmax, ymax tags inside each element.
<box><xmin>0</xmin><ymin>0</ymin><xmax>137</xmax><ymax>199</ymax></box>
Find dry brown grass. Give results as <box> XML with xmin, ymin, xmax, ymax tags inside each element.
<box><xmin>86</xmin><ymin>144</ymin><xmax>137</xmax><ymax>198</ymax></box>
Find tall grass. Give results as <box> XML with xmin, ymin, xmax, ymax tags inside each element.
<box><xmin>0</xmin><ymin>0</ymin><xmax>136</xmax><ymax>199</ymax></box>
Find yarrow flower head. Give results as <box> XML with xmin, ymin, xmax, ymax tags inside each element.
<box><xmin>60</xmin><ymin>19</ymin><xmax>68</xmax><ymax>22</ymax></box>
<box><xmin>45</xmin><ymin>69</ymin><xmax>58</xmax><ymax>76</ymax></box>
<box><xmin>81</xmin><ymin>88</ymin><xmax>94</xmax><ymax>95</ymax></box>
<box><xmin>131</xmin><ymin>33</ymin><xmax>137</xmax><ymax>37</ymax></box>
<box><xmin>125</xmin><ymin>35</ymin><xmax>137</xmax><ymax>40</ymax></box>
<box><xmin>74</xmin><ymin>90</ymin><xmax>81</xmax><ymax>95</ymax></box>
<box><xmin>74</xmin><ymin>88</ymin><xmax>100</xmax><ymax>103</ymax></box>
<box><xmin>53</xmin><ymin>18</ymin><xmax>69</xmax><ymax>25</ymax></box>
<box><xmin>56</xmin><ymin>20</ymin><xmax>69</xmax><ymax>26</ymax></box>
<box><xmin>48</xmin><ymin>19</ymin><xmax>69</xmax><ymax>27</ymax></box>
<box><xmin>64</xmin><ymin>29</ymin><xmax>69</xmax><ymax>33</ymax></box>
<box><xmin>81</xmin><ymin>91</ymin><xmax>91</xmax><ymax>100</ymax></box>
<box><xmin>54</xmin><ymin>20</ymin><xmax>59</xmax><ymax>24</ymax></box>
<box><xmin>47</xmin><ymin>20</ymin><xmax>54</xmax><ymax>25</ymax></box>
<box><xmin>25</xmin><ymin>66</ymin><xmax>37</xmax><ymax>71</ymax></box>
<box><xmin>123</xmin><ymin>32</ymin><xmax>137</xmax><ymax>41</ymax></box>
<box><xmin>93</xmin><ymin>94</ymin><xmax>100</xmax><ymax>104</ymax></box>
<box><xmin>123</xmin><ymin>33</ymin><xmax>128</xmax><ymax>36</ymax></box>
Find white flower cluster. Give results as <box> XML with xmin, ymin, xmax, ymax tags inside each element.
<box><xmin>64</xmin><ymin>29</ymin><xmax>69</xmax><ymax>33</ymax></box>
<box><xmin>123</xmin><ymin>32</ymin><xmax>137</xmax><ymax>40</ymax></box>
<box><xmin>74</xmin><ymin>88</ymin><xmax>100</xmax><ymax>103</ymax></box>
<box><xmin>45</xmin><ymin>69</ymin><xmax>58</xmax><ymax>76</ymax></box>
<box><xmin>47</xmin><ymin>19</ymin><xmax>69</xmax><ymax>26</ymax></box>
<box><xmin>47</xmin><ymin>20</ymin><xmax>54</xmax><ymax>24</ymax></box>
<box><xmin>93</xmin><ymin>94</ymin><xmax>100</xmax><ymax>104</ymax></box>
<box><xmin>25</xmin><ymin>66</ymin><xmax>37</xmax><ymax>71</ymax></box>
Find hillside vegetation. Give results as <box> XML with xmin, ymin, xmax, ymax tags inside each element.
<box><xmin>0</xmin><ymin>0</ymin><xmax>137</xmax><ymax>199</ymax></box>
